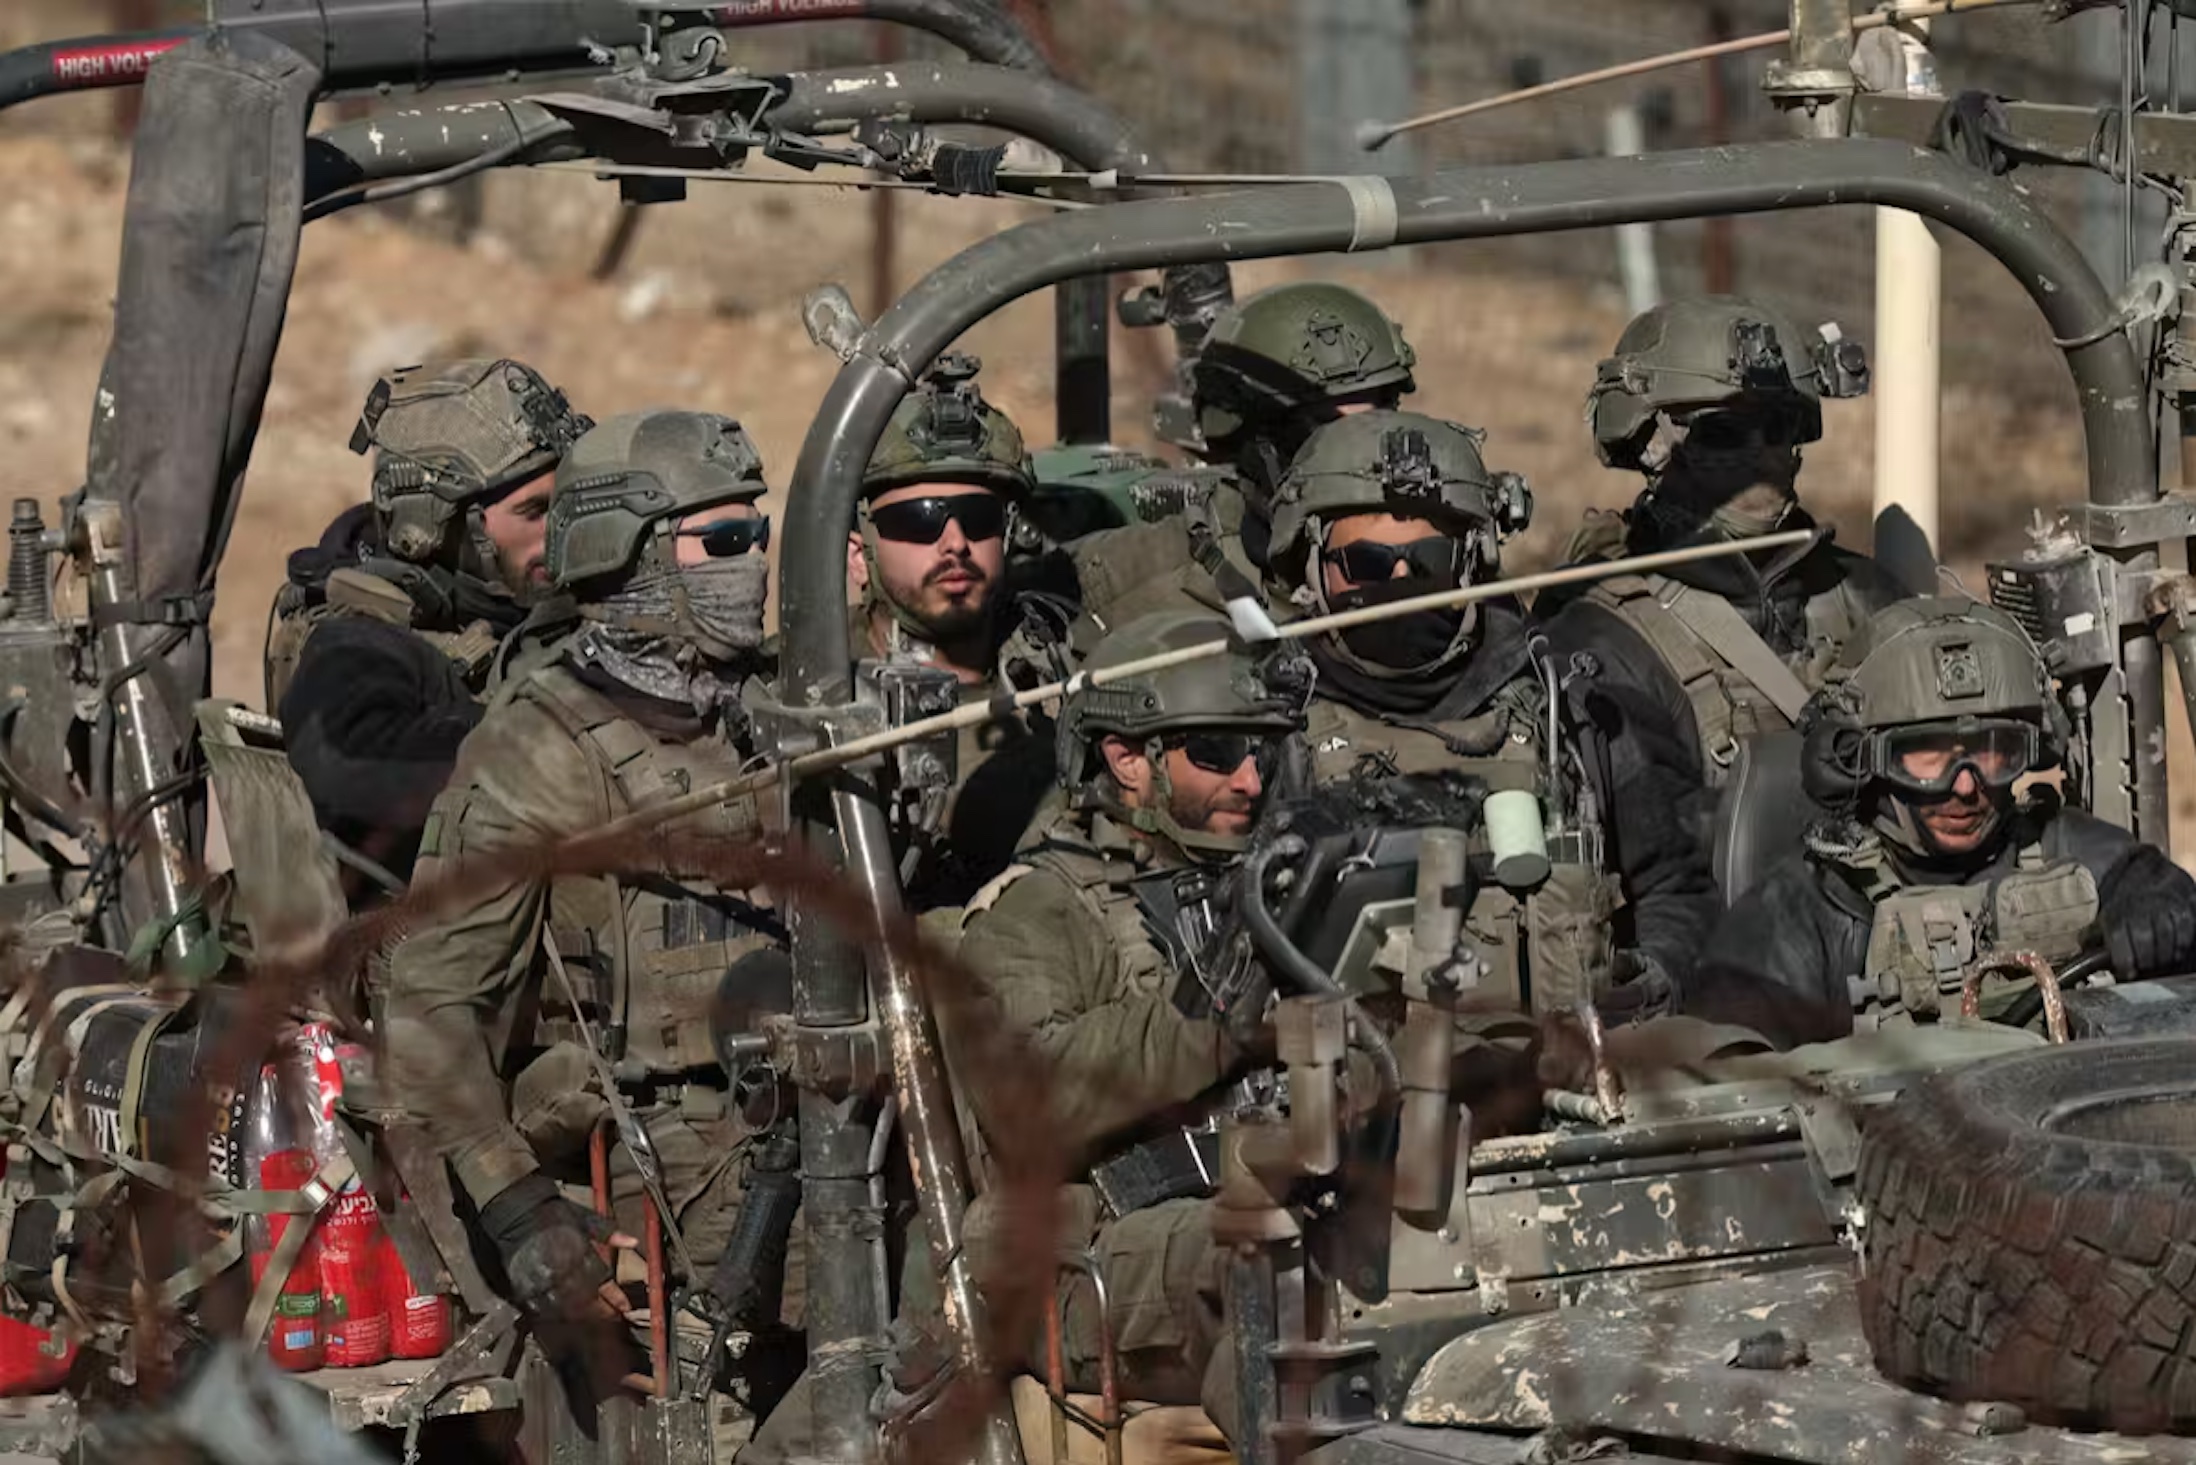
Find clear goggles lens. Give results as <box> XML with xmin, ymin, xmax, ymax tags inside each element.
<box><xmin>1872</xmin><ymin>719</ymin><xmax>2039</xmax><ymax>796</ymax></box>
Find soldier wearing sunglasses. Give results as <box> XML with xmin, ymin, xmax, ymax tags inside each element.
<box><xmin>939</xmin><ymin>609</ymin><xmax>1314</xmax><ymax>1442</ymax></box>
<box><xmin>1685</xmin><ymin>598</ymin><xmax>2196</xmax><ymax>1047</ymax></box>
<box><xmin>1267</xmin><ymin>409</ymin><xmax>1719</xmax><ymax>1012</ymax></box>
<box><xmin>1552</xmin><ymin>295</ymin><xmax>1902</xmax><ymax>799</ymax></box>
<box><xmin>386</xmin><ymin>411</ymin><xmax>794</xmax><ymax>1388</ymax></box>
<box><xmin>848</xmin><ymin>354</ymin><xmax>1074</xmax><ymax>909</ymax></box>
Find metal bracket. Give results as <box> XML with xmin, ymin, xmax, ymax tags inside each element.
<box><xmin>769</xmin><ymin>1014</ymin><xmax>889</xmax><ymax>1098</ymax></box>
<box><xmin>2074</xmin><ymin>493</ymin><xmax>2196</xmax><ymax>551</ymax></box>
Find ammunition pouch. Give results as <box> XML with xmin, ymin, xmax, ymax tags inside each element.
<box><xmin>1088</xmin><ymin>1123</ymin><xmax>1222</xmax><ymax>1220</ymax></box>
<box><xmin>1858</xmin><ymin>846</ymin><xmax>2096</xmax><ymax>1025</ymax></box>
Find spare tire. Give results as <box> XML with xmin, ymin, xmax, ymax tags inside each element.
<box><xmin>1856</xmin><ymin>1038</ymin><xmax>2196</xmax><ymax>1432</ymax></box>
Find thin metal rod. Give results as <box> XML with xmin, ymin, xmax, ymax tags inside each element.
<box><xmin>597</xmin><ymin>529</ymin><xmax>1812</xmax><ymax>845</ymax></box>
<box><xmin>1361</xmin><ymin>0</ymin><xmax>2035</xmax><ymax>148</ymax></box>
<box><xmin>646</xmin><ymin>1194</ymin><xmax>671</xmax><ymax>1399</ymax></box>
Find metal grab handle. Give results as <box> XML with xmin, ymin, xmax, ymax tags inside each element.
<box><xmin>1960</xmin><ymin>950</ymin><xmax>2071</xmax><ymax>1043</ymax></box>
<box><xmin>1039</xmin><ymin>1249</ymin><xmax>1122</xmax><ymax>1465</ymax></box>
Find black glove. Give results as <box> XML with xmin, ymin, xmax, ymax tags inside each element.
<box><xmin>1598</xmin><ymin>949</ymin><xmax>1676</xmax><ymax>1024</ymax></box>
<box><xmin>2097</xmin><ymin>845</ymin><xmax>2196</xmax><ymax>979</ymax></box>
<box><xmin>478</xmin><ymin>1172</ymin><xmax>619</xmax><ymax>1324</ymax></box>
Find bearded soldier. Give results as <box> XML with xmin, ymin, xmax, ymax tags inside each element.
<box><xmin>1685</xmin><ymin>598</ymin><xmax>2196</xmax><ymax>1047</ymax></box>
<box><xmin>1267</xmin><ymin>408</ymin><xmax>1718</xmax><ymax>1010</ymax></box>
<box><xmin>267</xmin><ymin>358</ymin><xmax>590</xmax><ymax>890</ymax></box>
<box><xmin>1074</xmin><ymin>280</ymin><xmax>1419</xmax><ymax>628</ymax></box>
<box><xmin>384</xmin><ymin>409</ymin><xmax>782</xmax><ymax>1355</ymax></box>
<box><xmin>1550</xmin><ymin>295</ymin><xmax>1900</xmax><ymax>790</ymax></box>
<box><xmin>846</xmin><ymin>353</ymin><xmax>1072</xmax><ymax>910</ymax></box>
<box><xmin>943</xmin><ymin>608</ymin><xmax>1314</xmax><ymax>1440</ymax></box>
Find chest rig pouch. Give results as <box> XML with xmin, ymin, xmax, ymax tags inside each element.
<box><xmin>1859</xmin><ymin>845</ymin><xmax>2097</xmax><ymax>1025</ymax></box>
<box><xmin>523</xmin><ymin>668</ymin><xmax>774</xmax><ymax>1082</ymax></box>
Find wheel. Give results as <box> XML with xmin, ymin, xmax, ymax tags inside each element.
<box><xmin>1855</xmin><ymin>1038</ymin><xmax>2196</xmax><ymax>1432</ymax></box>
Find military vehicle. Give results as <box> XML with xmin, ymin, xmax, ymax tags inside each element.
<box><xmin>1</xmin><ymin>2</ymin><xmax>2195</xmax><ymax>1464</ymax></box>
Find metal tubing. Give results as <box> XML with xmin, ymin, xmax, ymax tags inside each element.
<box><xmin>306</xmin><ymin>100</ymin><xmax>584</xmax><ymax>197</ymax></box>
<box><xmin>781</xmin><ymin>137</ymin><xmax>2151</xmax><ymax>782</ymax></box>
<box><xmin>1396</xmin><ymin>828</ymin><xmax>1464</xmax><ymax>1217</ymax></box>
<box><xmin>589</xmin><ymin>1123</ymin><xmax>613</xmax><ymax>1264</ymax></box>
<box><xmin>800</xmin><ymin>1087</ymin><xmax>887</xmax><ymax>1462</ymax></box>
<box><xmin>692</xmin><ymin>0</ymin><xmax>1055</xmax><ymax>74</ymax></box>
<box><xmin>833</xmin><ymin>786</ymin><xmax>1023</xmax><ymax>1465</ymax></box>
<box><xmin>1228</xmin><ymin>1250</ymin><xmax>1281</xmax><ymax>1465</ymax></box>
<box><xmin>645</xmin><ymin>1194</ymin><xmax>672</xmax><ymax>1399</ymax></box>
<box><xmin>769</xmin><ymin>60</ymin><xmax>1151</xmax><ymax>171</ymax></box>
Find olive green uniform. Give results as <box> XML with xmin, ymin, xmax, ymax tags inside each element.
<box><xmin>384</xmin><ymin>659</ymin><xmax>778</xmax><ymax>1276</ymax></box>
<box><xmin>952</xmin><ymin>807</ymin><xmax>1243</xmax><ymax>1428</ymax></box>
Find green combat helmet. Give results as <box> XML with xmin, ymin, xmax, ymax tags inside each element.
<box><xmin>1587</xmin><ymin>295</ymin><xmax>1870</xmax><ymax>471</ymax></box>
<box><xmin>863</xmin><ymin>353</ymin><xmax>1034</xmax><ymax>500</ymax></box>
<box><xmin>1059</xmin><ymin>608</ymin><xmax>1312</xmax><ymax>858</ymax></box>
<box><xmin>1192</xmin><ymin>282</ymin><xmax>1418</xmax><ymax>469</ymax></box>
<box><xmin>546</xmin><ymin>410</ymin><xmax>769</xmax><ymax>593</ymax></box>
<box><xmin>350</xmin><ymin>358</ymin><xmax>592</xmax><ymax>564</ymax></box>
<box><xmin>1802</xmin><ymin>597</ymin><xmax>2058</xmax><ymax>853</ymax></box>
<box><xmin>1268</xmin><ymin>409</ymin><xmax>1532</xmax><ymax>591</ymax></box>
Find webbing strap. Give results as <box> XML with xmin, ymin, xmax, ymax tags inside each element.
<box><xmin>240</xmin><ymin>1148</ymin><xmax>356</xmax><ymax>1342</ymax></box>
<box><xmin>1659</xmin><ymin>584</ymin><xmax>1813</xmax><ymax>723</ymax></box>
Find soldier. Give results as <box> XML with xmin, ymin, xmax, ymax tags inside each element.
<box><xmin>847</xmin><ymin>353</ymin><xmax>1072</xmax><ymax>910</ymax></box>
<box><xmin>1550</xmin><ymin>294</ymin><xmax>1902</xmax><ymax>788</ymax></box>
<box><xmin>383</xmin><ymin>409</ymin><xmax>780</xmax><ymax>1359</ymax></box>
<box><xmin>1072</xmin><ymin>280</ymin><xmax>1419</xmax><ymax>627</ymax></box>
<box><xmin>267</xmin><ymin>358</ymin><xmax>591</xmax><ymax>890</ymax></box>
<box><xmin>1684</xmin><ymin>598</ymin><xmax>2196</xmax><ymax>1047</ymax></box>
<box><xmin>1268</xmin><ymin>408</ymin><xmax>1719</xmax><ymax>1009</ymax></box>
<box><xmin>946</xmin><ymin>608</ymin><xmax>1315</xmax><ymax>1439</ymax></box>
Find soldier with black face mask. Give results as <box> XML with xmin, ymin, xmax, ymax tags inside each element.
<box><xmin>1545</xmin><ymin>295</ymin><xmax>1901</xmax><ymax>796</ymax></box>
<box><xmin>1266</xmin><ymin>409</ymin><xmax>1718</xmax><ymax>1011</ymax></box>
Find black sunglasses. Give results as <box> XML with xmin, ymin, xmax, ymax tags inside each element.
<box><xmin>1678</xmin><ymin>406</ymin><xmax>1802</xmax><ymax>453</ymax></box>
<box><xmin>1319</xmin><ymin>535</ymin><xmax>1459</xmax><ymax>586</ymax></box>
<box><xmin>869</xmin><ymin>494</ymin><xmax>1007</xmax><ymax>546</ymax></box>
<box><xmin>1166</xmin><ymin>730</ymin><xmax>1282</xmax><ymax>777</ymax></box>
<box><xmin>677</xmin><ymin>516</ymin><xmax>771</xmax><ymax>557</ymax></box>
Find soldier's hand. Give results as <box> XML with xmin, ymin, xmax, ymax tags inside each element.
<box><xmin>2098</xmin><ymin>845</ymin><xmax>2196</xmax><ymax>979</ymax></box>
<box><xmin>478</xmin><ymin>1172</ymin><xmax>639</xmax><ymax>1326</ymax></box>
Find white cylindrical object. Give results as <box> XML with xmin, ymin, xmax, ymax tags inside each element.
<box><xmin>1604</xmin><ymin>105</ymin><xmax>1661</xmax><ymax>317</ymax></box>
<box><xmin>1871</xmin><ymin>23</ymin><xmax>1941</xmax><ymax>555</ymax></box>
<box><xmin>1483</xmin><ymin>789</ymin><xmax>1551</xmax><ymax>890</ymax></box>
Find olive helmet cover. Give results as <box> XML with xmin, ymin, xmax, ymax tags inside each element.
<box><xmin>1059</xmin><ymin>608</ymin><xmax>1311</xmax><ymax>792</ymax></box>
<box><xmin>545</xmin><ymin>410</ymin><xmax>769</xmax><ymax>594</ymax></box>
<box><xmin>350</xmin><ymin>358</ymin><xmax>592</xmax><ymax>563</ymax></box>
<box><xmin>1192</xmin><ymin>282</ymin><xmax>1417</xmax><ymax>454</ymax></box>
<box><xmin>1587</xmin><ymin>295</ymin><xmax>1852</xmax><ymax>470</ymax></box>
<box><xmin>863</xmin><ymin>353</ymin><xmax>1034</xmax><ymax>500</ymax></box>
<box><xmin>1827</xmin><ymin>597</ymin><xmax>2050</xmax><ymax>731</ymax></box>
<box><xmin>1266</xmin><ymin>409</ymin><xmax>1533</xmax><ymax>591</ymax></box>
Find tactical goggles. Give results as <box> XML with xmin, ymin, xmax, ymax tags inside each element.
<box><xmin>1165</xmin><ymin>730</ymin><xmax>1285</xmax><ymax>778</ymax></box>
<box><xmin>1870</xmin><ymin>718</ymin><xmax>2041</xmax><ymax>796</ymax></box>
<box><xmin>1671</xmin><ymin>404</ymin><xmax>1805</xmax><ymax>454</ymax></box>
<box><xmin>1319</xmin><ymin>534</ymin><xmax>1460</xmax><ymax>586</ymax></box>
<box><xmin>676</xmin><ymin>516</ymin><xmax>772</xmax><ymax>557</ymax></box>
<box><xmin>868</xmin><ymin>494</ymin><xmax>1007</xmax><ymax>546</ymax></box>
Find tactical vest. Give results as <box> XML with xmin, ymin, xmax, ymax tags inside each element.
<box><xmin>1301</xmin><ymin>685</ymin><xmax>1617</xmax><ymax>1015</ymax></box>
<box><xmin>264</xmin><ymin>566</ymin><xmax>501</xmax><ymax>711</ymax></box>
<box><xmin>499</xmin><ymin>663</ymin><xmax>772</xmax><ymax>1078</ymax></box>
<box><xmin>1842</xmin><ymin>835</ymin><xmax>2097</xmax><ymax>1028</ymax></box>
<box><xmin>1581</xmin><ymin>571</ymin><xmax>1867</xmax><ymax>780</ymax></box>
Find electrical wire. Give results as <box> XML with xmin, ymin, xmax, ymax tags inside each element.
<box><xmin>529</xmin><ymin>159</ymin><xmax>1096</xmax><ymax>208</ymax></box>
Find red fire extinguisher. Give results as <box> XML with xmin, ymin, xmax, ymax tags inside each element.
<box><xmin>245</xmin><ymin>1063</ymin><xmax>324</xmax><ymax>1372</ymax></box>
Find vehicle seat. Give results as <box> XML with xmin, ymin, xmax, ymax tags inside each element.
<box><xmin>194</xmin><ymin>699</ymin><xmax>347</xmax><ymax>955</ymax></box>
<box><xmin>1711</xmin><ymin>729</ymin><xmax>1808</xmax><ymax>909</ymax></box>
<box><xmin>1009</xmin><ymin>1376</ymin><xmax>1228</xmax><ymax>1465</ymax></box>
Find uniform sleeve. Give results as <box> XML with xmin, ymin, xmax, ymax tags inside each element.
<box><xmin>1679</xmin><ymin>858</ymin><xmax>1857</xmax><ymax>1048</ymax></box>
<box><xmin>382</xmin><ymin>699</ymin><xmax>609</xmax><ymax>1208</ymax></box>
<box><xmin>279</xmin><ymin>616</ymin><xmax>485</xmax><ymax>830</ymax></box>
<box><xmin>957</xmin><ymin>871</ymin><xmax>1239</xmax><ymax>1167</ymax></box>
